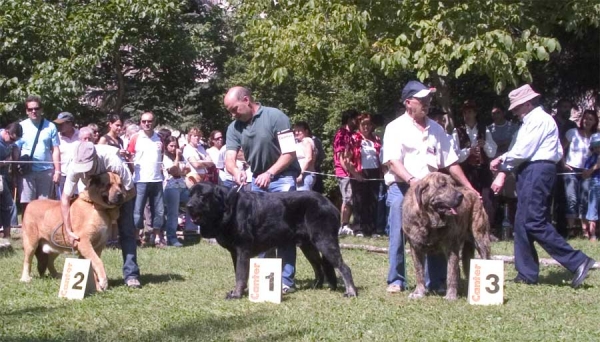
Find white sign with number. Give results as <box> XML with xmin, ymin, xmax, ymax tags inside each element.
<box><xmin>468</xmin><ymin>259</ymin><xmax>504</xmax><ymax>305</ymax></box>
<box><xmin>58</xmin><ymin>258</ymin><xmax>96</xmax><ymax>300</ymax></box>
<box><xmin>248</xmin><ymin>258</ymin><xmax>282</xmax><ymax>304</ymax></box>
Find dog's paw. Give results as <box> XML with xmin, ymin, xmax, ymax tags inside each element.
<box><xmin>20</xmin><ymin>275</ymin><xmax>32</xmax><ymax>283</ymax></box>
<box><xmin>408</xmin><ymin>291</ymin><xmax>425</xmax><ymax>299</ymax></box>
<box><xmin>225</xmin><ymin>291</ymin><xmax>242</xmax><ymax>300</ymax></box>
<box><xmin>98</xmin><ymin>278</ymin><xmax>109</xmax><ymax>292</ymax></box>
<box><xmin>49</xmin><ymin>272</ymin><xmax>62</xmax><ymax>279</ymax></box>
<box><xmin>343</xmin><ymin>291</ymin><xmax>358</xmax><ymax>298</ymax></box>
<box><xmin>443</xmin><ymin>293</ymin><xmax>458</xmax><ymax>301</ymax></box>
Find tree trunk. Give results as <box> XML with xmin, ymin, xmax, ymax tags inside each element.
<box><xmin>431</xmin><ymin>73</ymin><xmax>454</xmax><ymax>134</ymax></box>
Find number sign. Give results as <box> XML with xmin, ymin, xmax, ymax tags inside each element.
<box><xmin>58</xmin><ymin>258</ymin><xmax>96</xmax><ymax>300</ymax></box>
<box><xmin>248</xmin><ymin>258</ymin><xmax>282</xmax><ymax>304</ymax></box>
<box><xmin>468</xmin><ymin>259</ymin><xmax>504</xmax><ymax>305</ymax></box>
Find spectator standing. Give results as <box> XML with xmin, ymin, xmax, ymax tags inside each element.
<box><xmin>333</xmin><ymin>109</ymin><xmax>361</xmax><ymax>235</ymax></box>
<box><xmin>564</xmin><ymin>110</ymin><xmax>598</xmax><ymax>237</ymax></box>
<box><xmin>17</xmin><ymin>95</ymin><xmax>61</xmax><ymax>212</ymax></box>
<box><xmin>383</xmin><ymin>81</ymin><xmax>476</xmax><ymax>294</ymax></box>
<box><xmin>98</xmin><ymin>114</ymin><xmax>129</xmax><ymax>163</ymax></box>
<box><xmin>182</xmin><ymin>127</ymin><xmax>214</xmax><ymax>185</ymax></box>
<box><xmin>490</xmin><ymin>84</ymin><xmax>595</xmax><ymax>287</ymax></box>
<box><xmin>311</xmin><ymin>133</ymin><xmax>326</xmax><ymax>193</ymax></box>
<box><xmin>87</xmin><ymin>123</ymin><xmax>100</xmax><ymax>144</ymax></box>
<box><xmin>293</xmin><ymin>121</ymin><xmax>316</xmax><ymax>191</ymax></box>
<box><xmin>0</xmin><ymin>123</ymin><xmax>22</xmax><ymax>242</ymax></box>
<box><xmin>61</xmin><ymin>142</ymin><xmax>141</xmax><ymax>288</ymax></box>
<box><xmin>224</xmin><ymin>86</ymin><xmax>301</xmax><ymax>294</ymax></box>
<box><xmin>349</xmin><ymin>113</ymin><xmax>382</xmax><ymax>237</ymax></box>
<box><xmin>127</xmin><ymin>112</ymin><xmax>165</xmax><ymax>247</ymax></box>
<box><xmin>205</xmin><ymin>130</ymin><xmax>224</xmax><ymax>185</ymax></box>
<box><xmin>582</xmin><ymin>132</ymin><xmax>600</xmax><ymax>241</ymax></box>
<box><xmin>162</xmin><ymin>136</ymin><xmax>189</xmax><ymax>247</ymax></box>
<box><xmin>53</xmin><ymin>112</ymin><xmax>79</xmax><ymax>193</ymax></box>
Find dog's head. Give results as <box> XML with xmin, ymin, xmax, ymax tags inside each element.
<box><xmin>85</xmin><ymin>172</ymin><xmax>128</xmax><ymax>208</ymax></box>
<box><xmin>186</xmin><ymin>182</ymin><xmax>232</xmax><ymax>237</ymax></box>
<box><xmin>414</xmin><ymin>172</ymin><xmax>464</xmax><ymax>218</ymax></box>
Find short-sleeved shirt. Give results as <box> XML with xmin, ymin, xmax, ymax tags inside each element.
<box><xmin>585</xmin><ymin>153</ymin><xmax>600</xmax><ymax>180</ymax></box>
<box><xmin>226</xmin><ymin>105</ymin><xmax>300</xmax><ymax>176</ymax></box>
<box><xmin>58</xmin><ymin>129</ymin><xmax>80</xmax><ymax>176</ymax></box>
<box><xmin>127</xmin><ymin>132</ymin><xmax>163</xmax><ymax>183</ymax></box>
<box><xmin>382</xmin><ymin>114</ymin><xmax>458</xmax><ymax>185</ymax></box>
<box><xmin>333</xmin><ymin>127</ymin><xmax>353</xmax><ymax>177</ymax></box>
<box><xmin>17</xmin><ymin>118</ymin><xmax>60</xmax><ymax>172</ymax></box>
<box><xmin>0</xmin><ymin>130</ymin><xmax>15</xmax><ymax>177</ymax></box>
<box><xmin>565</xmin><ymin>128</ymin><xmax>591</xmax><ymax>169</ymax></box>
<box><xmin>162</xmin><ymin>155</ymin><xmax>187</xmax><ymax>189</ymax></box>
<box><xmin>183</xmin><ymin>144</ymin><xmax>210</xmax><ymax>175</ymax></box>
<box><xmin>63</xmin><ymin>144</ymin><xmax>134</xmax><ymax>197</ymax></box>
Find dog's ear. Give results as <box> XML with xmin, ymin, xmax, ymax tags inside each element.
<box><xmin>220</xmin><ymin>186</ymin><xmax>239</xmax><ymax>224</ymax></box>
<box><xmin>414</xmin><ymin>182</ymin><xmax>428</xmax><ymax>210</ymax></box>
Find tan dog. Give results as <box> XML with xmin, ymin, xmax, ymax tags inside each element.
<box><xmin>402</xmin><ymin>172</ymin><xmax>491</xmax><ymax>300</ymax></box>
<box><xmin>20</xmin><ymin>172</ymin><xmax>134</xmax><ymax>291</ymax></box>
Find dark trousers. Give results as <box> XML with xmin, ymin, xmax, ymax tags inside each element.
<box><xmin>350</xmin><ymin>168</ymin><xmax>381</xmax><ymax>235</ymax></box>
<box><xmin>514</xmin><ymin>162</ymin><xmax>588</xmax><ymax>282</ymax></box>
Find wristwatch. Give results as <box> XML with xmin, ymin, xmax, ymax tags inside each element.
<box><xmin>266</xmin><ymin>171</ymin><xmax>275</xmax><ymax>180</ymax></box>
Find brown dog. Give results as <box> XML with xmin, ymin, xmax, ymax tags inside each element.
<box><xmin>402</xmin><ymin>172</ymin><xmax>491</xmax><ymax>300</ymax></box>
<box><xmin>20</xmin><ymin>172</ymin><xmax>133</xmax><ymax>291</ymax></box>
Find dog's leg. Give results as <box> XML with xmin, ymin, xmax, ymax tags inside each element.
<box><xmin>409</xmin><ymin>245</ymin><xmax>427</xmax><ymax>299</ymax></box>
<box><xmin>78</xmin><ymin>242</ymin><xmax>108</xmax><ymax>292</ymax></box>
<box><xmin>226</xmin><ymin>247</ymin><xmax>250</xmax><ymax>299</ymax></box>
<box><xmin>35</xmin><ymin>246</ymin><xmax>49</xmax><ymax>278</ymax></box>
<box><xmin>445</xmin><ymin>245</ymin><xmax>461</xmax><ymax>301</ymax></box>
<box><xmin>299</xmin><ymin>242</ymin><xmax>326</xmax><ymax>289</ymax></box>
<box><xmin>20</xmin><ymin>233</ymin><xmax>38</xmax><ymax>283</ymax></box>
<box><xmin>321</xmin><ymin>257</ymin><xmax>337</xmax><ymax>290</ymax></box>
<box><xmin>313</xmin><ymin>240</ymin><xmax>357</xmax><ymax>297</ymax></box>
<box><xmin>47</xmin><ymin>253</ymin><xmax>61</xmax><ymax>278</ymax></box>
<box><xmin>461</xmin><ymin>240</ymin><xmax>475</xmax><ymax>280</ymax></box>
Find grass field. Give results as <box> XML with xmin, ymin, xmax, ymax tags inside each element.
<box><xmin>1</xmin><ymin>235</ymin><xmax>599</xmax><ymax>341</ymax></box>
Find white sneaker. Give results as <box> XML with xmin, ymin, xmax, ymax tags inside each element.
<box><xmin>338</xmin><ymin>225</ymin><xmax>354</xmax><ymax>236</ymax></box>
<box><xmin>0</xmin><ymin>238</ymin><xmax>11</xmax><ymax>248</ymax></box>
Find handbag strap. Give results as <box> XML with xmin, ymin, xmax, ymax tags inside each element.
<box><xmin>29</xmin><ymin>118</ymin><xmax>45</xmax><ymax>157</ymax></box>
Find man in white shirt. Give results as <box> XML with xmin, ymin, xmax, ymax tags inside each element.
<box><xmin>54</xmin><ymin>112</ymin><xmax>79</xmax><ymax>193</ymax></box>
<box><xmin>383</xmin><ymin>81</ymin><xmax>476</xmax><ymax>294</ymax></box>
<box><xmin>490</xmin><ymin>84</ymin><xmax>595</xmax><ymax>287</ymax></box>
<box><xmin>62</xmin><ymin>142</ymin><xmax>141</xmax><ymax>288</ymax></box>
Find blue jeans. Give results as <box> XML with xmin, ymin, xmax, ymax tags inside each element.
<box><xmin>252</xmin><ymin>175</ymin><xmax>297</xmax><ymax>287</ymax></box>
<box><xmin>563</xmin><ymin>169</ymin><xmax>589</xmax><ymax>219</ymax></box>
<box><xmin>297</xmin><ymin>172</ymin><xmax>314</xmax><ymax>191</ymax></box>
<box><xmin>133</xmin><ymin>182</ymin><xmax>164</xmax><ymax>230</ymax></box>
<box><xmin>0</xmin><ymin>176</ymin><xmax>14</xmax><ymax>231</ymax></box>
<box><xmin>163</xmin><ymin>187</ymin><xmax>196</xmax><ymax>243</ymax></box>
<box><xmin>386</xmin><ymin>183</ymin><xmax>447</xmax><ymax>290</ymax></box>
<box><xmin>586</xmin><ymin>179</ymin><xmax>600</xmax><ymax>220</ymax></box>
<box><xmin>118</xmin><ymin>198</ymin><xmax>140</xmax><ymax>282</ymax></box>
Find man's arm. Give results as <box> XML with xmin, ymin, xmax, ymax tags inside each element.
<box><xmin>60</xmin><ymin>177</ymin><xmax>79</xmax><ymax>245</ymax></box>
<box><xmin>225</xmin><ymin>149</ymin><xmax>245</xmax><ymax>185</ymax></box>
<box><xmin>254</xmin><ymin>152</ymin><xmax>297</xmax><ymax>188</ymax></box>
<box><xmin>387</xmin><ymin>159</ymin><xmax>416</xmax><ymax>185</ymax></box>
<box><xmin>52</xmin><ymin>145</ymin><xmax>61</xmax><ymax>183</ymax></box>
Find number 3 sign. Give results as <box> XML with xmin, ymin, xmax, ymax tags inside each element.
<box><xmin>468</xmin><ymin>259</ymin><xmax>504</xmax><ymax>305</ymax></box>
<box><xmin>58</xmin><ymin>258</ymin><xmax>96</xmax><ymax>300</ymax></box>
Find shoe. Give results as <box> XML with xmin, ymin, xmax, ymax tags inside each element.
<box><xmin>168</xmin><ymin>240</ymin><xmax>183</xmax><ymax>247</ymax></box>
<box><xmin>282</xmin><ymin>284</ymin><xmax>296</xmax><ymax>294</ymax></box>
<box><xmin>0</xmin><ymin>238</ymin><xmax>11</xmax><ymax>248</ymax></box>
<box><xmin>338</xmin><ymin>225</ymin><xmax>354</xmax><ymax>236</ymax></box>
<box><xmin>125</xmin><ymin>278</ymin><xmax>142</xmax><ymax>289</ymax></box>
<box><xmin>386</xmin><ymin>283</ymin><xmax>405</xmax><ymax>293</ymax></box>
<box><xmin>355</xmin><ymin>232</ymin><xmax>364</xmax><ymax>238</ymax></box>
<box><xmin>572</xmin><ymin>258</ymin><xmax>595</xmax><ymax>288</ymax></box>
<box><xmin>512</xmin><ymin>276</ymin><xmax>538</xmax><ymax>285</ymax></box>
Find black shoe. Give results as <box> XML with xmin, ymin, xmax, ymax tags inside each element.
<box><xmin>572</xmin><ymin>258</ymin><xmax>595</xmax><ymax>288</ymax></box>
<box><xmin>512</xmin><ymin>276</ymin><xmax>537</xmax><ymax>285</ymax></box>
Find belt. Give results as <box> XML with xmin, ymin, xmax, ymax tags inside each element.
<box><xmin>517</xmin><ymin>160</ymin><xmax>556</xmax><ymax>173</ymax></box>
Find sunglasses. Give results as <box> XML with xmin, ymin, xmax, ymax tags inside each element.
<box><xmin>26</xmin><ymin>107</ymin><xmax>41</xmax><ymax>112</ymax></box>
<box><xmin>141</xmin><ymin>120</ymin><xmax>153</xmax><ymax>124</ymax></box>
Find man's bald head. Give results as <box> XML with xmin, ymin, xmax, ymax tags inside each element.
<box><xmin>224</xmin><ymin>86</ymin><xmax>256</xmax><ymax>122</ymax></box>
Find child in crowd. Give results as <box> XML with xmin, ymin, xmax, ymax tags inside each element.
<box><xmin>582</xmin><ymin>132</ymin><xmax>600</xmax><ymax>241</ymax></box>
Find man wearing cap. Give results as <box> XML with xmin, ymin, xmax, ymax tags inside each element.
<box><xmin>382</xmin><ymin>80</ymin><xmax>476</xmax><ymax>295</ymax></box>
<box><xmin>54</xmin><ymin>112</ymin><xmax>79</xmax><ymax>193</ymax></box>
<box><xmin>61</xmin><ymin>141</ymin><xmax>141</xmax><ymax>288</ymax></box>
<box><xmin>490</xmin><ymin>84</ymin><xmax>595</xmax><ymax>287</ymax></box>
<box><xmin>17</xmin><ymin>95</ymin><xmax>61</xmax><ymax>213</ymax></box>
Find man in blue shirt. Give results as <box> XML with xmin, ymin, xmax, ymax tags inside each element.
<box><xmin>490</xmin><ymin>84</ymin><xmax>595</xmax><ymax>287</ymax></box>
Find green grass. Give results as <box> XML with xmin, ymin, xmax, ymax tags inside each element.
<box><xmin>1</xmin><ymin>235</ymin><xmax>600</xmax><ymax>341</ymax></box>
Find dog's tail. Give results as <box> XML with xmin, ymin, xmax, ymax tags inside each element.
<box><xmin>470</xmin><ymin>194</ymin><xmax>492</xmax><ymax>260</ymax></box>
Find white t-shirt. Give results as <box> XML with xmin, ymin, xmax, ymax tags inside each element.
<box><xmin>183</xmin><ymin>144</ymin><xmax>210</xmax><ymax>175</ymax></box>
<box><xmin>565</xmin><ymin>128</ymin><xmax>591</xmax><ymax>169</ymax></box>
<box><xmin>295</xmin><ymin>137</ymin><xmax>315</xmax><ymax>170</ymax></box>
<box><xmin>127</xmin><ymin>132</ymin><xmax>164</xmax><ymax>183</ymax></box>
<box><xmin>206</xmin><ymin>146</ymin><xmax>224</xmax><ymax>169</ymax></box>
<box><xmin>162</xmin><ymin>155</ymin><xmax>187</xmax><ymax>189</ymax></box>
<box><xmin>360</xmin><ymin>139</ymin><xmax>379</xmax><ymax>170</ymax></box>
<box><xmin>58</xmin><ymin>129</ymin><xmax>80</xmax><ymax>176</ymax></box>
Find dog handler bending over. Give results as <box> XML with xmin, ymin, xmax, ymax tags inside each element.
<box><xmin>490</xmin><ymin>84</ymin><xmax>595</xmax><ymax>287</ymax></box>
<box><xmin>61</xmin><ymin>141</ymin><xmax>142</xmax><ymax>289</ymax></box>
<box><xmin>224</xmin><ymin>86</ymin><xmax>302</xmax><ymax>295</ymax></box>
<box><xmin>383</xmin><ymin>80</ymin><xmax>476</xmax><ymax>294</ymax></box>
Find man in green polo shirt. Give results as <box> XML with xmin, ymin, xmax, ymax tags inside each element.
<box><xmin>224</xmin><ymin>86</ymin><xmax>301</xmax><ymax>294</ymax></box>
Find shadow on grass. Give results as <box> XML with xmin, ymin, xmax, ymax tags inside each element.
<box><xmin>107</xmin><ymin>273</ymin><xmax>185</xmax><ymax>288</ymax></box>
<box><xmin>0</xmin><ymin>246</ymin><xmax>15</xmax><ymax>258</ymax></box>
<box><xmin>0</xmin><ymin>304</ymin><xmax>63</xmax><ymax>318</ymax></box>
<box><xmin>294</xmin><ymin>277</ymin><xmax>365</xmax><ymax>295</ymax></box>
<box><xmin>538</xmin><ymin>268</ymin><xmax>594</xmax><ymax>288</ymax></box>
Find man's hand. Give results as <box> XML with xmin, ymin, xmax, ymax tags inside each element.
<box><xmin>490</xmin><ymin>157</ymin><xmax>502</xmax><ymax>172</ymax></box>
<box><xmin>491</xmin><ymin>172</ymin><xmax>506</xmax><ymax>194</ymax></box>
<box><xmin>67</xmin><ymin>230</ymin><xmax>80</xmax><ymax>247</ymax></box>
<box><xmin>53</xmin><ymin>171</ymin><xmax>61</xmax><ymax>184</ymax></box>
<box><xmin>235</xmin><ymin>171</ymin><xmax>247</xmax><ymax>185</ymax></box>
<box><xmin>254</xmin><ymin>172</ymin><xmax>271</xmax><ymax>189</ymax></box>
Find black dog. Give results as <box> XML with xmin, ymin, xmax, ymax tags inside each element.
<box><xmin>186</xmin><ymin>182</ymin><xmax>358</xmax><ymax>299</ymax></box>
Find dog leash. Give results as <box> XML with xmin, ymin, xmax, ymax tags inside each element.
<box><xmin>50</xmin><ymin>222</ymin><xmax>76</xmax><ymax>255</ymax></box>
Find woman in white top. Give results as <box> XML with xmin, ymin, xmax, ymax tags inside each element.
<box><xmin>563</xmin><ymin>110</ymin><xmax>598</xmax><ymax>237</ymax></box>
<box><xmin>293</xmin><ymin>122</ymin><xmax>316</xmax><ymax>191</ymax></box>
<box><xmin>182</xmin><ymin>127</ymin><xmax>214</xmax><ymax>185</ymax></box>
<box><xmin>206</xmin><ymin>130</ymin><xmax>226</xmax><ymax>184</ymax></box>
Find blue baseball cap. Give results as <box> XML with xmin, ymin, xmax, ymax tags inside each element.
<box><xmin>401</xmin><ymin>81</ymin><xmax>436</xmax><ymax>103</ymax></box>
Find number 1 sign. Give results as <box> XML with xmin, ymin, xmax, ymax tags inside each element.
<box><xmin>58</xmin><ymin>258</ymin><xmax>96</xmax><ymax>300</ymax></box>
<box><xmin>468</xmin><ymin>259</ymin><xmax>504</xmax><ymax>305</ymax></box>
<box><xmin>248</xmin><ymin>258</ymin><xmax>282</xmax><ymax>304</ymax></box>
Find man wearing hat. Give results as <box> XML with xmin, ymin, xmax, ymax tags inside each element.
<box><xmin>382</xmin><ymin>80</ymin><xmax>476</xmax><ymax>295</ymax></box>
<box><xmin>60</xmin><ymin>141</ymin><xmax>141</xmax><ymax>288</ymax></box>
<box><xmin>54</xmin><ymin>112</ymin><xmax>79</xmax><ymax>193</ymax></box>
<box><xmin>490</xmin><ymin>84</ymin><xmax>595</xmax><ymax>287</ymax></box>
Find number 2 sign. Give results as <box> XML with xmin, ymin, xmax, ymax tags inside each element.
<box><xmin>58</xmin><ymin>258</ymin><xmax>96</xmax><ymax>300</ymax></box>
<box><xmin>248</xmin><ymin>258</ymin><xmax>282</xmax><ymax>304</ymax></box>
<box><xmin>468</xmin><ymin>259</ymin><xmax>504</xmax><ymax>305</ymax></box>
